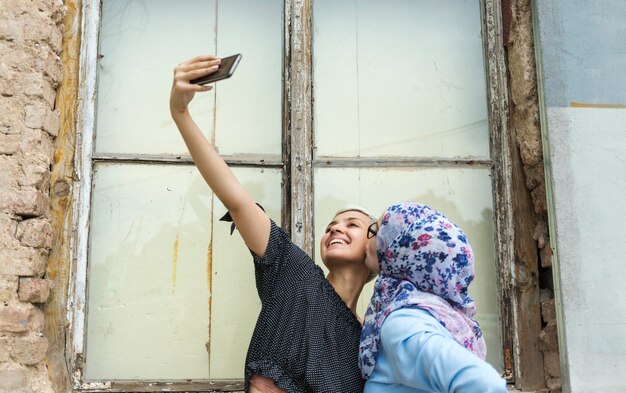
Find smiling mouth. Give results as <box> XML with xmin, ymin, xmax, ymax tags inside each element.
<box><xmin>329</xmin><ymin>239</ymin><xmax>348</xmax><ymax>247</ymax></box>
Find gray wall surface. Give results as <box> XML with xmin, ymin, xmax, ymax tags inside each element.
<box><xmin>534</xmin><ymin>1</ymin><xmax>626</xmax><ymax>392</ymax></box>
<box><xmin>536</xmin><ymin>0</ymin><xmax>626</xmax><ymax>108</ymax></box>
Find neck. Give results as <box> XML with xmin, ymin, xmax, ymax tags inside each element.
<box><xmin>327</xmin><ymin>267</ymin><xmax>369</xmax><ymax>314</ymax></box>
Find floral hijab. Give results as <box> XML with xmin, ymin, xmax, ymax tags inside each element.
<box><xmin>359</xmin><ymin>202</ymin><xmax>487</xmax><ymax>379</ymax></box>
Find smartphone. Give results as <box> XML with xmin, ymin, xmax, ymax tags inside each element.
<box><xmin>190</xmin><ymin>54</ymin><xmax>242</xmax><ymax>85</ymax></box>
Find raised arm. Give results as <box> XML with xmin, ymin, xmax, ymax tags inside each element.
<box><xmin>169</xmin><ymin>55</ymin><xmax>270</xmax><ymax>257</ymax></box>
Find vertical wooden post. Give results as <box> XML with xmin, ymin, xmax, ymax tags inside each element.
<box><xmin>45</xmin><ymin>0</ymin><xmax>81</xmax><ymax>391</ymax></box>
<box><xmin>286</xmin><ymin>0</ymin><xmax>314</xmax><ymax>255</ymax></box>
<box><xmin>483</xmin><ymin>0</ymin><xmax>545</xmax><ymax>388</ymax></box>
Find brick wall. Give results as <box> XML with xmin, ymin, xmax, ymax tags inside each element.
<box><xmin>0</xmin><ymin>1</ymin><xmax>64</xmax><ymax>392</ymax></box>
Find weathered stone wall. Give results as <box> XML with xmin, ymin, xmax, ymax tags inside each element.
<box><xmin>502</xmin><ymin>0</ymin><xmax>561</xmax><ymax>391</ymax></box>
<box><xmin>0</xmin><ymin>1</ymin><xmax>65</xmax><ymax>392</ymax></box>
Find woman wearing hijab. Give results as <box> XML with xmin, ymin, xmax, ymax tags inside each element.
<box><xmin>359</xmin><ymin>202</ymin><xmax>506</xmax><ymax>392</ymax></box>
<box><xmin>170</xmin><ymin>55</ymin><xmax>372</xmax><ymax>392</ymax></box>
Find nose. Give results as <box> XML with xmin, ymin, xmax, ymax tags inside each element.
<box><xmin>328</xmin><ymin>223</ymin><xmax>345</xmax><ymax>234</ymax></box>
<box><xmin>330</xmin><ymin>223</ymin><xmax>344</xmax><ymax>233</ymax></box>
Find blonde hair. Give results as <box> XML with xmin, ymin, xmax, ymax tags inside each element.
<box><xmin>333</xmin><ymin>205</ymin><xmax>376</xmax><ymax>223</ymax></box>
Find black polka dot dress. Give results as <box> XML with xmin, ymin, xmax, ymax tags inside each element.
<box><xmin>244</xmin><ymin>220</ymin><xmax>365</xmax><ymax>392</ymax></box>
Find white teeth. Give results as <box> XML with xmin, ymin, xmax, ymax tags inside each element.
<box><xmin>329</xmin><ymin>239</ymin><xmax>347</xmax><ymax>246</ymax></box>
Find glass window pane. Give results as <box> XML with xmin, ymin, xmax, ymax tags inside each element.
<box><xmin>313</xmin><ymin>0</ymin><xmax>489</xmax><ymax>158</ymax></box>
<box><xmin>85</xmin><ymin>163</ymin><xmax>281</xmax><ymax>380</ymax></box>
<box><xmin>95</xmin><ymin>0</ymin><xmax>282</xmax><ymax>156</ymax></box>
<box><xmin>313</xmin><ymin>167</ymin><xmax>502</xmax><ymax>370</ymax></box>
<box><xmin>209</xmin><ymin>168</ymin><xmax>282</xmax><ymax>378</ymax></box>
<box><xmin>214</xmin><ymin>0</ymin><xmax>283</xmax><ymax>156</ymax></box>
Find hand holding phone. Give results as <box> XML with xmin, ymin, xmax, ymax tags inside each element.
<box><xmin>190</xmin><ymin>54</ymin><xmax>242</xmax><ymax>85</ymax></box>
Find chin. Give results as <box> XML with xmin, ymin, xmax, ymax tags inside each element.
<box><xmin>326</xmin><ymin>252</ymin><xmax>366</xmax><ymax>270</ymax></box>
<box><xmin>323</xmin><ymin>254</ymin><xmax>353</xmax><ymax>268</ymax></box>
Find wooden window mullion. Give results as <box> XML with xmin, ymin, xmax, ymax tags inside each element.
<box><xmin>482</xmin><ymin>0</ymin><xmax>544</xmax><ymax>387</ymax></box>
<box><xmin>286</xmin><ymin>0</ymin><xmax>314</xmax><ymax>255</ymax></box>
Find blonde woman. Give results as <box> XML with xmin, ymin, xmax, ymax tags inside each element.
<box><xmin>170</xmin><ymin>55</ymin><xmax>372</xmax><ymax>392</ymax></box>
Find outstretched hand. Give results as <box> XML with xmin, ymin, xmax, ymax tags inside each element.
<box><xmin>170</xmin><ymin>55</ymin><xmax>221</xmax><ymax>116</ymax></box>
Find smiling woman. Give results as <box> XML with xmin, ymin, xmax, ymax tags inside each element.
<box><xmin>168</xmin><ymin>49</ymin><xmax>378</xmax><ymax>390</ymax></box>
<box><xmin>244</xmin><ymin>208</ymin><xmax>374</xmax><ymax>392</ymax></box>
<box><xmin>321</xmin><ymin>209</ymin><xmax>374</xmax><ymax>271</ymax></box>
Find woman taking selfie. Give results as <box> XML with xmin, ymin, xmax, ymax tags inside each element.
<box><xmin>170</xmin><ymin>55</ymin><xmax>372</xmax><ymax>392</ymax></box>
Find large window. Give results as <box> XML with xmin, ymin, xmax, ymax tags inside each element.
<box><xmin>70</xmin><ymin>0</ymin><xmax>516</xmax><ymax>391</ymax></box>
<box><xmin>311</xmin><ymin>0</ymin><xmax>501</xmax><ymax>369</ymax></box>
<box><xmin>74</xmin><ymin>0</ymin><xmax>284</xmax><ymax>387</ymax></box>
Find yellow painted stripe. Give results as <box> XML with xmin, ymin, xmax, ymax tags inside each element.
<box><xmin>172</xmin><ymin>233</ymin><xmax>179</xmax><ymax>290</ymax></box>
<box><xmin>570</xmin><ymin>102</ymin><xmax>626</xmax><ymax>109</ymax></box>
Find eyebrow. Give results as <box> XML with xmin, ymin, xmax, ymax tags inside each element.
<box><xmin>326</xmin><ymin>217</ymin><xmax>366</xmax><ymax>228</ymax></box>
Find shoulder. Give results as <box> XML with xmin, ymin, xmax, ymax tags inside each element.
<box><xmin>379</xmin><ymin>308</ymin><xmax>456</xmax><ymax>362</ymax></box>
<box><xmin>379</xmin><ymin>309</ymin><xmax>507</xmax><ymax>392</ymax></box>
<box><xmin>255</xmin><ymin>220</ymin><xmax>317</xmax><ymax>275</ymax></box>
<box><xmin>381</xmin><ymin>308</ymin><xmax>451</xmax><ymax>343</ymax></box>
<box><xmin>253</xmin><ymin>220</ymin><xmax>292</xmax><ymax>262</ymax></box>
<box><xmin>268</xmin><ymin>219</ymin><xmax>290</xmax><ymax>246</ymax></box>
<box><xmin>267</xmin><ymin>220</ymin><xmax>309</xmax><ymax>257</ymax></box>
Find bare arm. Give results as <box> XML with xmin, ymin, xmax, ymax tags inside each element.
<box><xmin>170</xmin><ymin>55</ymin><xmax>270</xmax><ymax>257</ymax></box>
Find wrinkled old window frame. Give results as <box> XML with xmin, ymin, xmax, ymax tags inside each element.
<box><xmin>67</xmin><ymin>0</ymin><xmax>538</xmax><ymax>391</ymax></box>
